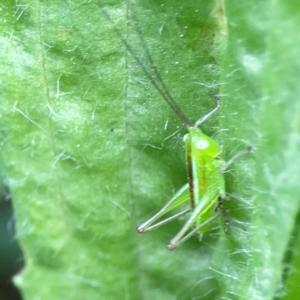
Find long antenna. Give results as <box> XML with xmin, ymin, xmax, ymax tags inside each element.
<box><xmin>97</xmin><ymin>1</ymin><xmax>193</xmax><ymax>127</ymax></box>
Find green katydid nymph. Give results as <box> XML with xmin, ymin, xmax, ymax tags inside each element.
<box><xmin>136</xmin><ymin>101</ymin><xmax>251</xmax><ymax>250</ymax></box>
<box><xmin>98</xmin><ymin>2</ymin><xmax>251</xmax><ymax>250</ymax></box>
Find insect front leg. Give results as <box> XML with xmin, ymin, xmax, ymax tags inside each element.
<box><xmin>194</xmin><ymin>96</ymin><xmax>220</xmax><ymax>127</ymax></box>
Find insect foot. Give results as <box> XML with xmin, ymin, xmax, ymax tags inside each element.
<box><xmin>167</xmin><ymin>243</ymin><xmax>176</xmax><ymax>251</ymax></box>
<box><xmin>136</xmin><ymin>227</ymin><xmax>146</xmax><ymax>234</ymax></box>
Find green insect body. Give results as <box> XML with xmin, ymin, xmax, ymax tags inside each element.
<box><xmin>185</xmin><ymin>127</ymin><xmax>225</xmax><ymax>231</ymax></box>
<box><xmin>136</xmin><ymin>112</ymin><xmax>228</xmax><ymax>250</ymax></box>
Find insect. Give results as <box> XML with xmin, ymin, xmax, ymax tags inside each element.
<box><xmin>98</xmin><ymin>2</ymin><xmax>251</xmax><ymax>250</ymax></box>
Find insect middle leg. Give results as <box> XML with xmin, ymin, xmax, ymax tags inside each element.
<box><xmin>167</xmin><ymin>190</ymin><xmax>220</xmax><ymax>250</ymax></box>
<box><xmin>219</xmin><ymin>146</ymin><xmax>252</xmax><ymax>173</ymax></box>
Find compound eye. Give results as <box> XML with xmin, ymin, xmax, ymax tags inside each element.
<box><xmin>196</xmin><ymin>139</ymin><xmax>209</xmax><ymax>150</ymax></box>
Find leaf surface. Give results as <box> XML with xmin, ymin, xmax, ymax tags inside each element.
<box><xmin>1</xmin><ymin>1</ymin><xmax>222</xmax><ymax>299</ymax></box>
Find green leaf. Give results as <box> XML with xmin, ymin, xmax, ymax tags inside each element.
<box><xmin>1</xmin><ymin>0</ymin><xmax>221</xmax><ymax>299</ymax></box>
<box><xmin>2</xmin><ymin>0</ymin><xmax>300</xmax><ymax>299</ymax></box>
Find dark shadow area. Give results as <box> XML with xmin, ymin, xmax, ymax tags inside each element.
<box><xmin>0</xmin><ymin>280</ymin><xmax>22</xmax><ymax>300</ymax></box>
<box><xmin>0</xmin><ymin>178</ymin><xmax>24</xmax><ymax>299</ymax></box>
